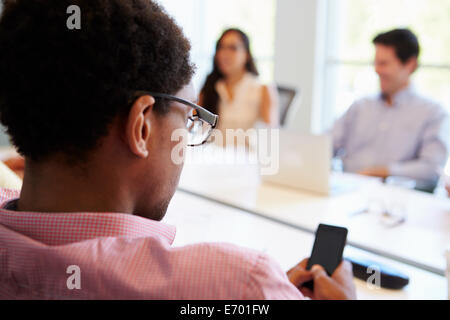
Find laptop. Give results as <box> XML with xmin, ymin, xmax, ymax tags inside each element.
<box><xmin>261</xmin><ymin>130</ymin><xmax>354</xmax><ymax>196</ymax></box>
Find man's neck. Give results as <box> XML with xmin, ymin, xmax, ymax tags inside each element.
<box><xmin>17</xmin><ymin>158</ymin><xmax>134</xmax><ymax>214</ymax></box>
<box><xmin>383</xmin><ymin>81</ymin><xmax>410</xmax><ymax>106</ymax></box>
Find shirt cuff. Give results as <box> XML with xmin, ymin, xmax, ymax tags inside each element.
<box><xmin>388</xmin><ymin>162</ymin><xmax>406</xmax><ymax>177</ymax></box>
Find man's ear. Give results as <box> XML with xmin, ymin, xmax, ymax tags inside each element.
<box><xmin>126</xmin><ymin>95</ymin><xmax>156</xmax><ymax>158</ymax></box>
<box><xmin>406</xmin><ymin>57</ymin><xmax>418</xmax><ymax>74</ymax></box>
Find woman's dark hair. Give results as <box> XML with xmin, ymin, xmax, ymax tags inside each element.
<box><xmin>0</xmin><ymin>0</ymin><xmax>194</xmax><ymax>162</ymax></box>
<box><xmin>200</xmin><ymin>28</ymin><xmax>259</xmax><ymax>115</ymax></box>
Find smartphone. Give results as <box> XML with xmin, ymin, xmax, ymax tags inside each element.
<box><xmin>302</xmin><ymin>224</ymin><xmax>348</xmax><ymax>290</ymax></box>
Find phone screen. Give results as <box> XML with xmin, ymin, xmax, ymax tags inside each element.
<box><xmin>306</xmin><ymin>224</ymin><xmax>348</xmax><ymax>275</ymax></box>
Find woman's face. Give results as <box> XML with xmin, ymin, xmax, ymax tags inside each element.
<box><xmin>216</xmin><ymin>32</ymin><xmax>249</xmax><ymax>77</ymax></box>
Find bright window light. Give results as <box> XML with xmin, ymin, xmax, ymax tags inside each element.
<box><xmin>444</xmin><ymin>157</ymin><xmax>450</xmax><ymax>176</ymax></box>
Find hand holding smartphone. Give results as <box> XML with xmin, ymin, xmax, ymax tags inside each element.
<box><xmin>302</xmin><ymin>224</ymin><xmax>348</xmax><ymax>290</ymax></box>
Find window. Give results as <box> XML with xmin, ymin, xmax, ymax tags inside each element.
<box><xmin>0</xmin><ymin>0</ymin><xmax>277</xmax><ymax>146</ymax></box>
<box><xmin>158</xmin><ymin>0</ymin><xmax>276</xmax><ymax>91</ymax></box>
<box><xmin>322</xmin><ymin>0</ymin><xmax>450</xmax><ymax>129</ymax></box>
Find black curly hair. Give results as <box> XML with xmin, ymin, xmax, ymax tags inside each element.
<box><xmin>0</xmin><ymin>0</ymin><xmax>195</xmax><ymax>162</ymax></box>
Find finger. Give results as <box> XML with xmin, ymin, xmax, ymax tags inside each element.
<box><xmin>299</xmin><ymin>287</ymin><xmax>314</xmax><ymax>299</ymax></box>
<box><xmin>333</xmin><ymin>260</ymin><xmax>354</xmax><ymax>284</ymax></box>
<box><xmin>334</xmin><ymin>260</ymin><xmax>353</xmax><ymax>276</ymax></box>
<box><xmin>311</xmin><ymin>265</ymin><xmax>332</xmax><ymax>285</ymax></box>
<box><xmin>288</xmin><ymin>269</ymin><xmax>313</xmax><ymax>287</ymax></box>
<box><xmin>287</xmin><ymin>258</ymin><xmax>309</xmax><ymax>273</ymax></box>
<box><xmin>299</xmin><ymin>258</ymin><xmax>309</xmax><ymax>269</ymax></box>
<box><xmin>287</xmin><ymin>265</ymin><xmax>299</xmax><ymax>276</ymax></box>
<box><xmin>311</xmin><ymin>265</ymin><xmax>327</xmax><ymax>277</ymax></box>
<box><xmin>341</xmin><ymin>260</ymin><xmax>353</xmax><ymax>272</ymax></box>
<box><xmin>287</xmin><ymin>258</ymin><xmax>309</xmax><ymax>277</ymax></box>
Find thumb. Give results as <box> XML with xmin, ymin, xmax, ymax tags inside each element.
<box><xmin>311</xmin><ymin>265</ymin><xmax>330</xmax><ymax>283</ymax></box>
<box><xmin>288</xmin><ymin>267</ymin><xmax>313</xmax><ymax>287</ymax></box>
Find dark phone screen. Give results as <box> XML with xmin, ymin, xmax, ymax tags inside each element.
<box><xmin>306</xmin><ymin>224</ymin><xmax>348</xmax><ymax>275</ymax></box>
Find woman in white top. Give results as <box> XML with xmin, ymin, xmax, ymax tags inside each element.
<box><xmin>199</xmin><ymin>29</ymin><xmax>279</xmax><ymax>137</ymax></box>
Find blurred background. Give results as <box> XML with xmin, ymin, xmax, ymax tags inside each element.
<box><xmin>0</xmin><ymin>0</ymin><xmax>448</xmax><ymax>143</ymax></box>
<box><xmin>160</xmin><ymin>0</ymin><xmax>450</xmax><ymax>132</ymax></box>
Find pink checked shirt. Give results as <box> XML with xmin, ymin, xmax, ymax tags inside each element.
<box><xmin>0</xmin><ymin>188</ymin><xmax>304</xmax><ymax>300</ymax></box>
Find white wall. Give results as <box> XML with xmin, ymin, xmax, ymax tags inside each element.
<box><xmin>274</xmin><ymin>0</ymin><xmax>328</xmax><ymax>133</ymax></box>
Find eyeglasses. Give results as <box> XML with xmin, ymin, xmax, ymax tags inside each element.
<box><xmin>132</xmin><ymin>91</ymin><xmax>218</xmax><ymax>147</ymax></box>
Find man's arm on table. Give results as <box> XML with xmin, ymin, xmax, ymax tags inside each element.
<box><xmin>387</xmin><ymin>112</ymin><xmax>449</xmax><ymax>183</ymax></box>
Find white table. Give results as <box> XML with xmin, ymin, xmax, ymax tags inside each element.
<box><xmin>165</xmin><ymin>191</ymin><xmax>448</xmax><ymax>300</ymax></box>
<box><xmin>1</xmin><ymin>146</ymin><xmax>447</xmax><ymax>298</ymax></box>
<box><xmin>177</xmin><ymin>146</ymin><xmax>450</xmax><ymax>276</ymax></box>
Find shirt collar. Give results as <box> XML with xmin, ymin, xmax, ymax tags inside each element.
<box><xmin>0</xmin><ymin>197</ymin><xmax>176</xmax><ymax>246</ymax></box>
<box><xmin>380</xmin><ymin>83</ymin><xmax>415</xmax><ymax>106</ymax></box>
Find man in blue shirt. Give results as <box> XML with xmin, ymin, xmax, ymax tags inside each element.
<box><xmin>333</xmin><ymin>29</ymin><xmax>449</xmax><ymax>191</ymax></box>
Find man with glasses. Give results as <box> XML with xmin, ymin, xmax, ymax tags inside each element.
<box><xmin>0</xmin><ymin>0</ymin><xmax>355</xmax><ymax>299</ymax></box>
<box><xmin>134</xmin><ymin>92</ymin><xmax>218</xmax><ymax>147</ymax></box>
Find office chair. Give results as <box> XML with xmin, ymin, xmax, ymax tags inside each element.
<box><xmin>276</xmin><ymin>85</ymin><xmax>300</xmax><ymax>127</ymax></box>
